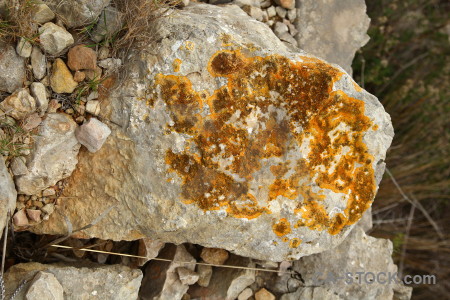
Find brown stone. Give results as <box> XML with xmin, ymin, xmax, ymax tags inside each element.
<box><xmin>26</xmin><ymin>209</ymin><xmax>42</xmax><ymax>222</ymax></box>
<box><xmin>200</xmin><ymin>248</ymin><xmax>229</xmax><ymax>265</ymax></box>
<box><xmin>67</xmin><ymin>45</ymin><xmax>97</xmax><ymax>71</ymax></box>
<box><xmin>255</xmin><ymin>288</ymin><xmax>275</xmax><ymax>300</ymax></box>
<box><xmin>13</xmin><ymin>209</ymin><xmax>29</xmax><ymax>227</ymax></box>
<box><xmin>73</xmin><ymin>71</ymin><xmax>86</xmax><ymax>82</ymax></box>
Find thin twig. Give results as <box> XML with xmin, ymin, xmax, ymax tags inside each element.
<box><xmin>398</xmin><ymin>204</ymin><xmax>415</xmax><ymax>277</ymax></box>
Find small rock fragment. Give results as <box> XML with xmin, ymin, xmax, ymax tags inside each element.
<box><xmin>16</xmin><ymin>37</ymin><xmax>32</xmax><ymax>58</ymax></box>
<box><xmin>196</xmin><ymin>263</ymin><xmax>213</xmax><ymax>287</ymax></box>
<box><xmin>39</xmin><ymin>22</ymin><xmax>74</xmax><ymax>55</ymax></box>
<box><xmin>41</xmin><ymin>203</ymin><xmax>55</xmax><ymax>215</ymax></box>
<box><xmin>10</xmin><ymin>157</ymin><xmax>28</xmax><ymax>176</ymax></box>
<box><xmin>255</xmin><ymin>288</ymin><xmax>276</xmax><ymax>300</ymax></box>
<box><xmin>85</xmin><ymin>100</ymin><xmax>101</xmax><ymax>115</ymax></box>
<box><xmin>98</xmin><ymin>58</ymin><xmax>122</xmax><ymax>73</ymax></box>
<box><xmin>275</xmin><ymin>6</ymin><xmax>287</xmax><ymax>18</ymax></box>
<box><xmin>26</xmin><ymin>271</ymin><xmax>64</xmax><ymax>300</ymax></box>
<box><xmin>287</xmin><ymin>8</ymin><xmax>296</xmax><ymax>22</ymax></box>
<box><xmin>46</xmin><ymin>99</ymin><xmax>61</xmax><ymax>113</ymax></box>
<box><xmin>243</xmin><ymin>6</ymin><xmax>263</xmax><ymax>22</ymax></box>
<box><xmin>238</xmin><ymin>288</ymin><xmax>253</xmax><ymax>300</ymax></box>
<box><xmin>48</xmin><ymin>0</ymin><xmax>110</xmax><ymax>29</ymax></box>
<box><xmin>13</xmin><ymin>209</ymin><xmax>29</xmax><ymax>227</ymax></box>
<box><xmin>67</xmin><ymin>45</ymin><xmax>97</xmax><ymax>71</ymax></box>
<box><xmin>75</xmin><ymin>118</ymin><xmax>111</xmax><ymax>153</ymax></box>
<box><xmin>31</xmin><ymin>47</ymin><xmax>46</xmax><ymax>80</ymax></box>
<box><xmin>274</xmin><ymin>0</ymin><xmax>294</xmax><ymax>10</ymax></box>
<box><xmin>85</xmin><ymin>66</ymin><xmax>102</xmax><ymax>81</ymax></box>
<box><xmin>0</xmin><ymin>156</ymin><xmax>17</xmax><ymax>236</ymax></box>
<box><xmin>50</xmin><ymin>58</ymin><xmax>78</xmax><ymax>93</ymax></box>
<box><xmin>200</xmin><ymin>247</ymin><xmax>229</xmax><ymax>265</ymax></box>
<box><xmin>273</xmin><ymin>21</ymin><xmax>288</xmax><ymax>37</ymax></box>
<box><xmin>31</xmin><ymin>3</ymin><xmax>55</xmax><ymax>23</ymax></box>
<box><xmin>177</xmin><ymin>267</ymin><xmax>199</xmax><ymax>285</ymax></box>
<box><xmin>30</xmin><ymin>82</ymin><xmax>48</xmax><ymax>114</ymax></box>
<box><xmin>22</xmin><ymin>113</ymin><xmax>42</xmax><ymax>131</ymax></box>
<box><xmin>279</xmin><ymin>32</ymin><xmax>298</xmax><ymax>47</ymax></box>
<box><xmin>26</xmin><ymin>209</ymin><xmax>42</xmax><ymax>222</ymax></box>
<box><xmin>267</xmin><ymin>6</ymin><xmax>276</xmax><ymax>18</ymax></box>
<box><xmin>0</xmin><ymin>88</ymin><xmax>36</xmax><ymax>120</ymax></box>
<box><xmin>0</xmin><ymin>43</ymin><xmax>26</xmax><ymax>93</ymax></box>
<box><xmin>42</xmin><ymin>188</ymin><xmax>56</xmax><ymax>197</ymax></box>
<box><xmin>73</xmin><ymin>71</ymin><xmax>86</xmax><ymax>82</ymax></box>
<box><xmin>137</xmin><ymin>238</ymin><xmax>165</xmax><ymax>266</ymax></box>
<box><xmin>227</xmin><ymin>262</ymin><xmax>256</xmax><ymax>300</ymax></box>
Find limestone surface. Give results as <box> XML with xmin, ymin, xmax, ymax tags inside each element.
<box><xmin>0</xmin><ymin>42</ymin><xmax>25</xmax><ymax>93</ymax></box>
<box><xmin>30</xmin><ymin>4</ymin><xmax>393</xmax><ymax>261</ymax></box>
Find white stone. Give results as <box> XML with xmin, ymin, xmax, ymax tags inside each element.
<box><xmin>30</xmin><ymin>82</ymin><xmax>48</xmax><ymax>115</ymax></box>
<box><xmin>32</xmin><ymin>3</ymin><xmax>55</xmax><ymax>23</ymax></box>
<box><xmin>26</xmin><ymin>271</ymin><xmax>63</xmax><ymax>300</ymax></box>
<box><xmin>38</xmin><ymin>22</ymin><xmax>74</xmax><ymax>55</ymax></box>
<box><xmin>16</xmin><ymin>37</ymin><xmax>32</xmax><ymax>58</ymax></box>
<box><xmin>31</xmin><ymin>46</ymin><xmax>46</xmax><ymax>80</ymax></box>
<box><xmin>75</xmin><ymin>118</ymin><xmax>111</xmax><ymax>153</ymax></box>
<box><xmin>238</xmin><ymin>288</ymin><xmax>253</xmax><ymax>300</ymax></box>
<box><xmin>85</xmin><ymin>100</ymin><xmax>101</xmax><ymax>115</ymax></box>
<box><xmin>0</xmin><ymin>43</ymin><xmax>25</xmax><ymax>93</ymax></box>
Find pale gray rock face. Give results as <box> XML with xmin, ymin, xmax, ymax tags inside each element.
<box><xmin>30</xmin><ymin>3</ymin><xmax>393</xmax><ymax>261</ymax></box>
<box><xmin>26</xmin><ymin>271</ymin><xmax>64</xmax><ymax>300</ymax></box>
<box><xmin>38</xmin><ymin>22</ymin><xmax>74</xmax><ymax>55</ymax></box>
<box><xmin>15</xmin><ymin>113</ymin><xmax>80</xmax><ymax>195</ymax></box>
<box><xmin>4</xmin><ymin>262</ymin><xmax>143</xmax><ymax>300</ymax></box>
<box><xmin>0</xmin><ymin>156</ymin><xmax>17</xmax><ymax>237</ymax></box>
<box><xmin>290</xmin><ymin>227</ymin><xmax>412</xmax><ymax>300</ymax></box>
<box><xmin>295</xmin><ymin>0</ymin><xmax>371</xmax><ymax>74</ymax></box>
<box><xmin>0</xmin><ymin>42</ymin><xmax>25</xmax><ymax>93</ymax></box>
<box><xmin>44</xmin><ymin>0</ymin><xmax>110</xmax><ymax>28</ymax></box>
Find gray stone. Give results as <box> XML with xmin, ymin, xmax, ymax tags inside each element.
<box><xmin>38</xmin><ymin>22</ymin><xmax>74</xmax><ymax>55</ymax></box>
<box><xmin>22</xmin><ymin>113</ymin><xmax>42</xmax><ymax>131</ymax></box>
<box><xmin>275</xmin><ymin>6</ymin><xmax>287</xmax><ymax>18</ymax></box>
<box><xmin>227</xmin><ymin>262</ymin><xmax>256</xmax><ymax>300</ymax></box>
<box><xmin>291</xmin><ymin>227</ymin><xmax>413</xmax><ymax>300</ymax></box>
<box><xmin>267</xmin><ymin>6</ymin><xmax>276</xmax><ymax>18</ymax></box>
<box><xmin>41</xmin><ymin>203</ymin><xmax>55</xmax><ymax>215</ymax></box>
<box><xmin>278</xmin><ymin>32</ymin><xmax>298</xmax><ymax>47</ymax></box>
<box><xmin>0</xmin><ymin>42</ymin><xmax>25</xmax><ymax>93</ymax></box>
<box><xmin>26</xmin><ymin>271</ymin><xmax>63</xmax><ymax>300</ymax></box>
<box><xmin>29</xmin><ymin>4</ymin><xmax>394</xmax><ymax>262</ymax></box>
<box><xmin>177</xmin><ymin>267</ymin><xmax>199</xmax><ymax>285</ymax></box>
<box><xmin>238</xmin><ymin>288</ymin><xmax>253</xmax><ymax>300</ymax></box>
<box><xmin>31</xmin><ymin>46</ymin><xmax>46</xmax><ymax>80</ymax></box>
<box><xmin>45</xmin><ymin>0</ymin><xmax>110</xmax><ymax>28</ymax></box>
<box><xmin>75</xmin><ymin>117</ymin><xmax>111</xmax><ymax>153</ymax></box>
<box><xmin>85</xmin><ymin>100</ymin><xmax>101</xmax><ymax>115</ymax></box>
<box><xmin>243</xmin><ymin>6</ymin><xmax>264</xmax><ymax>22</ymax></box>
<box><xmin>4</xmin><ymin>262</ymin><xmax>142</xmax><ymax>300</ymax></box>
<box><xmin>32</xmin><ymin>3</ymin><xmax>55</xmax><ymax>23</ymax></box>
<box><xmin>137</xmin><ymin>238</ymin><xmax>165</xmax><ymax>266</ymax></box>
<box><xmin>196</xmin><ymin>263</ymin><xmax>213</xmax><ymax>287</ymax></box>
<box><xmin>0</xmin><ymin>88</ymin><xmax>36</xmax><ymax>120</ymax></box>
<box><xmin>98</xmin><ymin>57</ymin><xmax>122</xmax><ymax>73</ymax></box>
<box><xmin>232</xmin><ymin>0</ymin><xmax>260</xmax><ymax>8</ymax></box>
<box><xmin>287</xmin><ymin>8</ymin><xmax>296</xmax><ymax>22</ymax></box>
<box><xmin>273</xmin><ymin>21</ymin><xmax>289</xmax><ymax>37</ymax></box>
<box><xmin>10</xmin><ymin>156</ymin><xmax>28</xmax><ymax>176</ymax></box>
<box><xmin>16</xmin><ymin>37</ymin><xmax>33</xmax><ymax>58</ymax></box>
<box><xmin>280</xmin><ymin>286</ymin><xmax>340</xmax><ymax>300</ymax></box>
<box><xmin>15</xmin><ymin>113</ymin><xmax>80</xmax><ymax>195</ymax></box>
<box><xmin>91</xmin><ymin>6</ymin><xmax>123</xmax><ymax>43</ymax></box>
<box><xmin>30</xmin><ymin>82</ymin><xmax>48</xmax><ymax>114</ymax></box>
<box><xmin>0</xmin><ymin>156</ymin><xmax>17</xmax><ymax>236</ymax></box>
<box><xmin>13</xmin><ymin>209</ymin><xmax>29</xmax><ymax>227</ymax></box>
<box><xmin>295</xmin><ymin>0</ymin><xmax>371</xmax><ymax>74</ymax></box>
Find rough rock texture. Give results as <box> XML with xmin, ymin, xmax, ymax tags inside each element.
<box><xmin>25</xmin><ymin>271</ymin><xmax>64</xmax><ymax>300</ymax></box>
<box><xmin>15</xmin><ymin>113</ymin><xmax>80</xmax><ymax>195</ymax></box>
<box><xmin>0</xmin><ymin>156</ymin><xmax>17</xmax><ymax>237</ymax></box>
<box><xmin>4</xmin><ymin>262</ymin><xmax>142</xmax><ymax>300</ymax></box>
<box><xmin>50</xmin><ymin>58</ymin><xmax>78</xmax><ymax>93</ymax></box>
<box><xmin>0</xmin><ymin>88</ymin><xmax>36</xmax><ymax>120</ymax></box>
<box><xmin>38</xmin><ymin>22</ymin><xmax>74</xmax><ymax>56</ymax></box>
<box><xmin>30</xmin><ymin>4</ymin><xmax>393</xmax><ymax>261</ymax></box>
<box><xmin>288</xmin><ymin>227</ymin><xmax>413</xmax><ymax>300</ymax></box>
<box><xmin>31</xmin><ymin>46</ymin><xmax>47</xmax><ymax>80</ymax></box>
<box><xmin>0</xmin><ymin>42</ymin><xmax>25</xmax><ymax>93</ymax></box>
<box><xmin>295</xmin><ymin>0</ymin><xmax>371</xmax><ymax>74</ymax></box>
<box><xmin>45</xmin><ymin>0</ymin><xmax>110</xmax><ymax>28</ymax></box>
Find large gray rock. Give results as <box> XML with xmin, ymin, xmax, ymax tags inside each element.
<box><xmin>289</xmin><ymin>227</ymin><xmax>412</xmax><ymax>300</ymax></box>
<box><xmin>44</xmin><ymin>0</ymin><xmax>110</xmax><ymax>28</ymax></box>
<box><xmin>30</xmin><ymin>3</ymin><xmax>393</xmax><ymax>261</ymax></box>
<box><xmin>295</xmin><ymin>0</ymin><xmax>371</xmax><ymax>74</ymax></box>
<box><xmin>38</xmin><ymin>22</ymin><xmax>74</xmax><ymax>55</ymax></box>
<box><xmin>26</xmin><ymin>271</ymin><xmax>64</xmax><ymax>300</ymax></box>
<box><xmin>0</xmin><ymin>156</ymin><xmax>17</xmax><ymax>238</ymax></box>
<box><xmin>0</xmin><ymin>88</ymin><xmax>36</xmax><ymax>120</ymax></box>
<box><xmin>4</xmin><ymin>262</ymin><xmax>143</xmax><ymax>300</ymax></box>
<box><xmin>15</xmin><ymin>113</ymin><xmax>80</xmax><ymax>195</ymax></box>
<box><xmin>0</xmin><ymin>42</ymin><xmax>26</xmax><ymax>93</ymax></box>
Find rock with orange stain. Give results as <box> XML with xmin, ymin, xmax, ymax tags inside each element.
<box><xmin>29</xmin><ymin>4</ymin><xmax>393</xmax><ymax>261</ymax></box>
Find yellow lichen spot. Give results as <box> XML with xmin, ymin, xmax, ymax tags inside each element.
<box><xmin>372</xmin><ymin>124</ymin><xmax>379</xmax><ymax>130</ymax></box>
<box><xmin>220</xmin><ymin>33</ymin><xmax>234</xmax><ymax>47</ymax></box>
<box><xmin>282</xmin><ymin>237</ymin><xmax>289</xmax><ymax>242</ymax></box>
<box><xmin>184</xmin><ymin>41</ymin><xmax>195</xmax><ymax>51</ymax></box>
<box><xmin>289</xmin><ymin>238</ymin><xmax>302</xmax><ymax>248</ymax></box>
<box><xmin>173</xmin><ymin>58</ymin><xmax>182</xmax><ymax>72</ymax></box>
<box><xmin>273</xmin><ymin>218</ymin><xmax>291</xmax><ymax>237</ymax></box>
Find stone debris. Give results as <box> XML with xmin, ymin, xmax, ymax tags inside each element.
<box><xmin>137</xmin><ymin>238</ymin><xmax>165</xmax><ymax>266</ymax></box>
<box><xmin>75</xmin><ymin>118</ymin><xmax>111</xmax><ymax>153</ymax></box>
<box><xmin>30</xmin><ymin>82</ymin><xmax>48</xmax><ymax>115</ymax></box>
<box><xmin>255</xmin><ymin>288</ymin><xmax>276</xmax><ymax>300</ymax></box>
<box><xmin>98</xmin><ymin>57</ymin><xmax>122</xmax><ymax>73</ymax></box>
<box><xmin>10</xmin><ymin>156</ymin><xmax>28</xmax><ymax>176</ymax></box>
<box><xmin>50</xmin><ymin>58</ymin><xmax>78</xmax><ymax>94</ymax></box>
<box><xmin>67</xmin><ymin>45</ymin><xmax>98</xmax><ymax>71</ymax></box>
<box><xmin>31</xmin><ymin>3</ymin><xmax>56</xmax><ymax>24</ymax></box>
<box><xmin>31</xmin><ymin>46</ymin><xmax>47</xmax><ymax>80</ymax></box>
<box><xmin>91</xmin><ymin>6</ymin><xmax>123</xmax><ymax>43</ymax></box>
<box><xmin>38</xmin><ymin>22</ymin><xmax>74</xmax><ymax>56</ymax></box>
<box><xmin>26</xmin><ymin>209</ymin><xmax>42</xmax><ymax>222</ymax></box>
<box><xmin>200</xmin><ymin>247</ymin><xmax>230</xmax><ymax>265</ymax></box>
<box><xmin>13</xmin><ymin>209</ymin><xmax>28</xmax><ymax>227</ymax></box>
<box><xmin>177</xmin><ymin>267</ymin><xmax>200</xmax><ymax>285</ymax></box>
<box><xmin>0</xmin><ymin>88</ymin><xmax>36</xmax><ymax>120</ymax></box>
<box><xmin>73</xmin><ymin>70</ymin><xmax>86</xmax><ymax>82</ymax></box>
<box><xmin>0</xmin><ymin>42</ymin><xmax>25</xmax><ymax>93</ymax></box>
<box><xmin>22</xmin><ymin>113</ymin><xmax>42</xmax><ymax>131</ymax></box>
<box><xmin>15</xmin><ymin>113</ymin><xmax>80</xmax><ymax>195</ymax></box>
<box><xmin>4</xmin><ymin>262</ymin><xmax>142</xmax><ymax>300</ymax></box>
<box><xmin>26</xmin><ymin>271</ymin><xmax>64</xmax><ymax>300</ymax></box>
<box><xmin>85</xmin><ymin>100</ymin><xmax>101</xmax><ymax>115</ymax></box>
<box><xmin>196</xmin><ymin>263</ymin><xmax>213</xmax><ymax>287</ymax></box>
<box><xmin>238</xmin><ymin>288</ymin><xmax>253</xmax><ymax>300</ymax></box>
<box><xmin>46</xmin><ymin>0</ymin><xmax>110</xmax><ymax>28</ymax></box>
<box><xmin>16</xmin><ymin>37</ymin><xmax>32</xmax><ymax>58</ymax></box>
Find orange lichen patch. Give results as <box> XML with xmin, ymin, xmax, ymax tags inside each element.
<box><xmin>289</xmin><ymin>238</ymin><xmax>302</xmax><ymax>248</ymax></box>
<box><xmin>152</xmin><ymin>49</ymin><xmax>377</xmax><ymax>235</ymax></box>
<box><xmin>273</xmin><ymin>218</ymin><xmax>292</xmax><ymax>237</ymax></box>
<box><xmin>172</xmin><ymin>58</ymin><xmax>182</xmax><ymax>72</ymax></box>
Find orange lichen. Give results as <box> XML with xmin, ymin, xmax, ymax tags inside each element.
<box><xmin>151</xmin><ymin>49</ymin><xmax>377</xmax><ymax>237</ymax></box>
<box><xmin>289</xmin><ymin>238</ymin><xmax>302</xmax><ymax>248</ymax></box>
<box><xmin>173</xmin><ymin>58</ymin><xmax>182</xmax><ymax>72</ymax></box>
<box><xmin>273</xmin><ymin>218</ymin><xmax>292</xmax><ymax>237</ymax></box>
